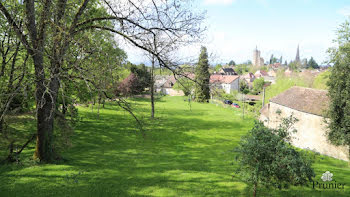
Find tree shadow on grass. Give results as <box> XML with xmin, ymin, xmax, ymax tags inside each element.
<box><xmin>1</xmin><ymin>97</ymin><xmax>350</xmax><ymax>197</ymax></box>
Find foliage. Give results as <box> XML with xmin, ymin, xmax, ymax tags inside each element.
<box><xmin>117</xmin><ymin>73</ymin><xmax>140</xmax><ymax>96</ymax></box>
<box><xmin>326</xmin><ymin>20</ymin><xmax>350</xmax><ymax>151</ymax></box>
<box><xmin>214</xmin><ymin>64</ymin><xmax>223</xmax><ymax>72</ymax></box>
<box><xmin>235</xmin><ymin>64</ymin><xmax>249</xmax><ymax>75</ymax></box>
<box><xmin>264</xmin><ymin>74</ymin><xmax>307</xmax><ymax>104</ymax></box>
<box><xmin>194</xmin><ymin>46</ymin><xmax>210</xmax><ymax>102</ymax></box>
<box><xmin>173</xmin><ymin>78</ymin><xmax>195</xmax><ymax>96</ymax></box>
<box><xmin>240</xmin><ymin>80</ymin><xmax>250</xmax><ymax>94</ymax></box>
<box><xmin>269</xmin><ymin>54</ymin><xmax>278</xmax><ymax>64</ymax></box>
<box><xmin>130</xmin><ymin>64</ymin><xmax>152</xmax><ymax>92</ymax></box>
<box><xmin>228</xmin><ymin>60</ymin><xmax>236</xmax><ymax>66</ymax></box>
<box><xmin>289</xmin><ymin>61</ymin><xmax>301</xmax><ymax>71</ymax></box>
<box><xmin>313</xmin><ymin>70</ymin><xmax>330</xmax><ymax>90</ymax></box>
<box><xmin>235</xmin><ymin>119</ymin><xmax>315</xmax><ymax>196</ymax></box>
<box><xmin>253</xmin><ymin>78</ymin><xmax>265</xmax><ymax>93</ymax></box>
<box><xmin>307</xmin><ymin>57</ymin><xmax>319</xmax><ymax>69</ymax></box>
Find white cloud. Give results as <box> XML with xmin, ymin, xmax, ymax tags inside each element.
<box><xmin>203</xmin><ymin>0</ymin><xmax>236</xmax><ymax>6</ymax></box>
<box><xmin>337</xmin><ymin>6</ymin><xmax>350</xmax><ymax>17</ymax></box>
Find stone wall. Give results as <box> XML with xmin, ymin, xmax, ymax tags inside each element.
<box><xmin>162</xmin><ymin>88</ymin><xmax>185</xmax><ymax>96</ymax></box>
<box><xmin>261</xmin><ymin>102</ymin><xmax>349</xmax><ymax>161</ymax></box>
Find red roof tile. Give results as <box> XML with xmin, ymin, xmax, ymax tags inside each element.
<box><xmin>210</xmin><ymin>74</ymin><xmax>240</xmax><ymax>84</ymax></box>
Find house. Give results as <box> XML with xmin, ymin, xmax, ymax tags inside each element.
<box><xmin>255</xmin><ymin>70</ymin><xmax>276</xmax><ymax>84</ymax></box>
<box><xmin>254</xmin><ymin>70</ymin><xmax>268</xmax><ymax>78</ymax></box>
<box><xmin>242</xmin><ymin>72</ymin><xmax>256</xmax><ymax>82</ymax></box>
<box><xmin>210</xmin><ymin>74</ymin><xmax>240</xmax><ymax>94</ymax></box>
<box><xmin>260</xmin><ymin>86</ymin><xmax>348</xmax><ymax>161</ymax></box>
<box><xmin>268</xmin><ymin>69</ymin><xmax>277</xmax><ymax>77</ymax></box>
<box><xmin>218</xmin><ymin>67</ymin><xmax>237</xmax><ymax>75</ymax></box>
<box><xmin>154</xmin><ymin>75</ymin><xmax>184</xmax><ymax>96</ymax></box>
<box><xmin>269</xmin><ymin>62</ymin><xmax>281</xmax><ymax>70</ymax></box>
<box><xmin>154</xmin><ymin>75</ymin><xmax>170</xmax><ymax>92</ymax></box>
<box><xmin>240</xmin><ymin>72</ymin><xmax>256</xmax><ymax>89</ymax></box>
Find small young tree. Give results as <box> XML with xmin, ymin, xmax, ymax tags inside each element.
<box><xmin>235</xmin><ymin>118</ymin><xmax>315</xmax><ymax>197</ymax></box>
<box><xmin>194</xmin><ymin>46</ymin><xmax>210</xmax><ymax>102</ymax></box>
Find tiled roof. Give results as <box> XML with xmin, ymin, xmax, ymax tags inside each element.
<box><xmin>255</xmin><ymin>70</ymin><xmax>269</xmax><ymax>77</ymax></box>
<box><xmin>270</xmin><ymin>86</ymin><xmax>329</xmax><ymax>117</ymax></box>
<box><xmin>210</xmin><ymin>74</ymin><xmax>240</xmax><ymax>84</ymax></box>
<box><xmin>162</xmin><ymin>75</ymin><xmax>177</xmax><ymax>88</ymax></box>
<box><xmin>243</xmin><ymin>72</ymin><xmax>255</xmax><ymax>79</ymax></box>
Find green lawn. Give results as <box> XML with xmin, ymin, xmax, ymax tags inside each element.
<box><xmin>1</xmin><ymin>96</ymin><xmax>350</xmax><ymax>196</ymax></box>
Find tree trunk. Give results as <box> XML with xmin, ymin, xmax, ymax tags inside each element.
<box><xmin>34</xmin><ymin>80</ymin><xmax>59</xmax><ymax>162</ymax></box>
<box><xmin>0</xmin><ymin>117</ymin><xmax>3</xmax><ymax>133</ymax></box>
<box><xmin>253</xmin><ymin>182</ymin><xmax>258</xmax><ymax>197</ymax></box>
<box><xmin>150</xmin><ymin>56</ymin><xmax>155</xmax><ymax>118</ymax></box>
<box><xmin>33</xmin><ymin>54</ymin><xmax>60</xmax><ymax>162</ymax></box>
<box><xmin>97</xmin><ymin>94</ymin><xmax>101</xmax><ymax>119</ymax></box>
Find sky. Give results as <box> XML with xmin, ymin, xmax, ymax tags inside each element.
<box><xmin>124</xmin><ymin>0</ymin><xmax>350</xmax><ymax>65</ymax></box>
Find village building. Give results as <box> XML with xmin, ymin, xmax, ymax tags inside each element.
<box><xmin>210</xmin><ymin>74</ymin><xmax>240</xmax><ymax>94</ymax></box>
<box><xmin>154</xmin><ymin>75</ymin><xmax>184</xmax><ymax>96</ymax></box>
<box><xmin>255</xmin><ymin>70</ymin><xmax>276</xmax><ymax>84</ymax></box>
<box><xmin>240</xmin><ymin>72</ymin><xmax>256</xmax><ymax>89</ymax></box>
<box><xmin>254</xmin><ymin>70</ymin><xmax>269</xmax><ymax>78</ymax></box>
<box><xmin>260</xmin><ymin>86</ymin><xmax>349</xmax><ymax>161</ymax></box>
<box><xmin>269</xmin><ymin>62</ymin><xmax>282</xmax><ymax>70</ymax></box>
<box><xmin>268</xmin><ymin>69</ymin><xmax>277</xmax><ymax>77</ymax></box>
<box><xmin>218</xmin><ymin>67</ymin><xmax>237</xmax><ymax>75</ymax></box>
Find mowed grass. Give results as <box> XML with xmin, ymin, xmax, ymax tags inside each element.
<box><xmin>0</xmin><ymin>96</ymin><xmax>350</xmax><ymax>197</ymax></box>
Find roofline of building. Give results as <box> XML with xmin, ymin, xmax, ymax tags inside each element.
<box><xmin>269</xmin><ymin>101</ymin><xmax>327</xmax><ymax>118</ymax></box>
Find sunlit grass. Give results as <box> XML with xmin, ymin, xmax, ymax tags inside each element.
<box><xmin>0</xmin><ymin>96</ymin><xmax>349</xmax><ymax>196</ymax></box>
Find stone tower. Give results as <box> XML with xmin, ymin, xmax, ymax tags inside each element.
<box><xmin>295</xmin><ymin>45</ymin><xmax>300</xmax><ymax>63</ymax></box>
<box><xmin>253</xmin><ymin>46</ymin><xmax>263</xmax><ymax>66</ymax></box>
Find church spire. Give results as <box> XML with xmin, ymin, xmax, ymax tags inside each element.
<box><xmin>295</xmin><ymin>45</ymin><xmax>300</xmax><ymax>63</ymax></box>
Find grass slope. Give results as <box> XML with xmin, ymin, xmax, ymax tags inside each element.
<box><xmin>1</xmin><ymin>96</ymin><xmax>350</xmax><ymax>197</ymax></box>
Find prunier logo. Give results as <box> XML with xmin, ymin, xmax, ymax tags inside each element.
<box><xmin>312</xmin><ymin>171</ymin><xmax>345</xmax><ymax>189</ymax></box>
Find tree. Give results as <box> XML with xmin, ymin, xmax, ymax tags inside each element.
<box><xmin>214</xmin><ymin>64</ymin><xmax>223</xmax><ymax>72</ymax></box>
<box><xmin>173</xmin><ymin>77</ymin><xmax>195</xmax><ymax>96</ymax></box>
<box><xmin>130</xmin><ymin>64</ymin><xmax>151</xmax><ymax>93</ymax></box>
<box><xmin>269</xmin><ymin>54</ymin><xmax>278</xmax><ymax>64</ymax></box>
<box><xmin>246</xmin><ymin>60</ymin><xmax>252</xmax><ymax>65</ymax></box>
<box><xmin>307</xmin><ymin>57</ymin><xmax>319</xmax><ymax>69</ymax></box>
<box><xmin>327</xmin><ymin>20</ymin><xmax>350</xmax><ymax>158</ymax></box>
<box><xmin>235</xmin><ymin>119</ymin><xmax>315</xmax><ymax>197</ymax></box>
<box><xmin>279</xmin><ymin>56</ymin><xmax>283</xmax><ymax>64</ymax></box>
<box><xmin>253</xmin><ymin>78</ymin><xmax>265</xmax><ymax>93</ymax></box>
<box><xmin>0</xmin><ymin>0</ymin><xmax>204</xmax><ymax>162</ymax></box>
<box><xmin>240</xmin><ymin>80</ymin><xmax>250</xmax><ymax>94</ymax></box>
<box><xmin>194</xmin><ymin>46</ymin><xmax>210</xmax><ymax>102</ymax></box>
<box><xmin>117</xmin><ymin>73</ymin><xmax>139</xmax><ymax>96</ymax></box>
<box><xmin>228</xmin><ymin>60</ymin><xmax>236</xmax><ymax>66</ymax></box>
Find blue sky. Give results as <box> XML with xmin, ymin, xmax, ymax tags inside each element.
<box><xmin>126</xmin><ymin>0</ymin><xmax>350</xmax><ymax>65</ymax></box>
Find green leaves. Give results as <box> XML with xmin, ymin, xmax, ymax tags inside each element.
<box><xmin>194</xmin><ymin>46</ymin><xmax>210</xmax><ymax>102</ymax></box>
<box><xmin>327</xmin><ymin>20</ymin><xmax>350</xmax><ymax>148</ymax></box>
<box><xmin>235</xmin><ymin>120</ymin><xmax>315</xmax><ymax>195</ymax></box>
